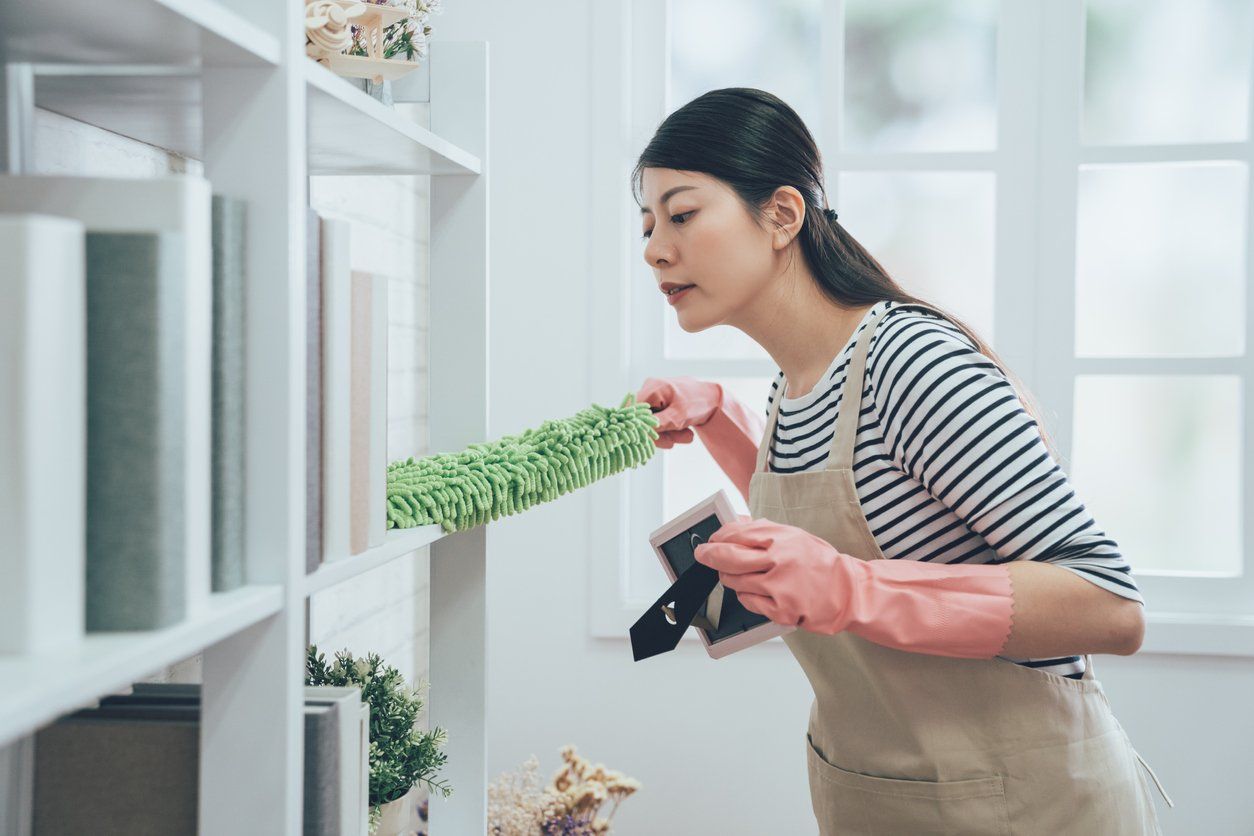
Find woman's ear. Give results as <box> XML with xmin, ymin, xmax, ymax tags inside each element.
<box><xmin>764</xmin><ymin>185</ymin><xmax>807</xmax><ymax>250</ymax></box>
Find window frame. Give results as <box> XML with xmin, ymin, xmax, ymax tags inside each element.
<box><xmin>585</xmin><ymin>0</ymin><xmax>1254</xmax><ymax>656</ymax></box>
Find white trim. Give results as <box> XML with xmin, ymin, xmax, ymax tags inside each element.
<box><xmin>1142</xmin><ymin>612</ymin><xmax>1254</xmax><ymax>657</ymax></box>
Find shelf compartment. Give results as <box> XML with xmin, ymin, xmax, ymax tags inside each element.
<box><xmin>0</xmin><ymin>0</ymin><xmax>279</xmax><ymax>67</ymax></box>
<box><xmin>0</xmin><ymin>584</ymin><xmax>283</xmax><ymax>749</ymax></box>
<box><xmin>306</xmin><ymin>59</ymin><xmax>481</xmax><ymax>175</ymax></box>
<box><xmin>305</xmin><ymin>524</ymin><xmax>449</xmax><ymax>597</ymax></box>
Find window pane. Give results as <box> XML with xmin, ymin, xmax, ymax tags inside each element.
<box><xmin>660</xmin><ymin>377</ymin><xmax>770</xmax><ymax>523</ymax></box>
<box><xmin>1084</xmin><ymin>0</ymin><xmax>1254</xmax><ymax>145</ymax></box>
<box><xmin>1071</xmin><ymin>375</ymin><xmax>1241</xmax><ymax>575</ymax></box>
<box><xmin>669</xmin><ymin>0</ymin><xmax>822</xmax><ymax>131</ymax></box>
<box><xmin>1075</xmin><ymin>162</ymin><xmax>1247</xmax><ymax>357</ymax></box>
<box><xmin>835</xmin><ymin>171</ymin><xmax>996</xmax><ymax>340</ymax></box>
<box><xmin>844</xmin><ymin>0</ymin><xmax>997</xmax><ymax>152</ymax></box>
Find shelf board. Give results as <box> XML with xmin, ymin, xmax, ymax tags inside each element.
<box><xmin>0</xmin><ymin>584</ymin><xmax>283</xmax><ymax>749</ymax></box>
<box><xmin>305</xmin><ymin>59</ymin><xmax>481</xmax><ymax>175</ymax></box>
<box><xmin>305</xmin><ymin>524</ymin><xmax>449</xmax><ymax>597</ymax></box>
<box><xmin>30</xmin><ymin>62</ymin><xmax>481</xmax><ymax>176</ymax></box>
<box><xmin>0</xmin><ymin>0</ymin><xmax>279</xmax><ymax>67</ymax></box>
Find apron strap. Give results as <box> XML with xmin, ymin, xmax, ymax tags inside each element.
<box><xmin>826</xmin><ymin>304</ymin><xmax>889</xmax><ymax>471</ymax></box>
<box><xmin>1134</xmin><ymin>748</ymin><xmax>1175</xmax><ymax>808</ymax></box>
<box><xmin>754</xmin><ymin>376</ymin><xmax>784</xmax><ymax>474</ymax></box>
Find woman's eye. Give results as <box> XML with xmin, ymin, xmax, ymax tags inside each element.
<box><xmin>641</xmin><ymin>211</ymin><xmax>694</xmax><ymax>240</ymax></box>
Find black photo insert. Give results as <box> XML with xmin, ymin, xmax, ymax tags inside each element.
<box><xmin>658</xmin><ymin>514</ymin><xmax>770</xmax><ymax>643</ymax></box>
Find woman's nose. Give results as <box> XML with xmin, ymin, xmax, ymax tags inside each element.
<box><xmin>643</xmin><ymin>233</ymin><xmax>670</xmax><ymax>267</ymax></box>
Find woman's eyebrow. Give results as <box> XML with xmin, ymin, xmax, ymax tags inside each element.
<box><xmin>640</xmin><ymin>185</ymin><xmax>699</xmax><ymax>214</ymax></box>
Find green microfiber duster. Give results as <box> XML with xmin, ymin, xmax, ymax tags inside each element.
<box><xmin>385</xmin><ymin>392</ymin><xmax>660</xmax><ymax>533</ymax></box>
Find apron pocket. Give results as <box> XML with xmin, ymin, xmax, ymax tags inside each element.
<box><xmin>805</xmin><ymin>734</ymin><xmax>1011</xmax><ymax>836</ymax></box>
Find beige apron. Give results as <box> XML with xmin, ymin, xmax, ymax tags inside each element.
<box><xmin>747</xmin><ymin>302</ymin><xmax>1174</xmax><ymax>835</ymax></box>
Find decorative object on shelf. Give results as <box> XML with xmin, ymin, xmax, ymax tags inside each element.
<box><xmin>305</xmin><ymin>0</ymin><xmax>362</xmax><ymax>55</ymax></box>
<box><xmin>306</xmin><ymin>0</ymin><xmax>443</xmax><ymax>105</ymax></box>
<box><xmin>385</xmin><ymin>393</ymin><xmax>660</xmax><ymax>534</ymax></box>
<box><xmin>487</xmin><ymin>745</ymin><xmax>641</xmax><ymax>835</ymax></box>
<box><xmin>306</xmin><ymin>645</ymin><xmax>451</xmax><ymax>836</ymax></box>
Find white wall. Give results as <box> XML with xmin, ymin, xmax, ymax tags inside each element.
<box><xmin>424</xmin><ymin>2</ymin><xmax>1254</xmax><ymax>833</ymax></box>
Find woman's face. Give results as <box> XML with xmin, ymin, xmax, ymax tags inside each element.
<box><xmin>639</xmin><ymin>168</ymin><xmax>782</xmax><ymax>332</ymax></box>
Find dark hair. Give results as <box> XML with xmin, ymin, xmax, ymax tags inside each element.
<box><xmin>631</xmin><ymin>87</ymin><xmax>1061</xmax><ymax>464</ymax></box>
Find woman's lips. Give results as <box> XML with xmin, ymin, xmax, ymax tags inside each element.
<box><xmin>666</xmin><ymin>285</ymin><xmax>695</xmax><ymax>305</ymax></box>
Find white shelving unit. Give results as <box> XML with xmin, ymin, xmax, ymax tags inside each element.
<box><xmin>0</xmin><ymin>1</ymin><xmax>489</xmax><ymax>832</ymax></box>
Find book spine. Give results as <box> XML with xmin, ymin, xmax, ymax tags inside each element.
<box><xmin>304</xmin><ymin>707</ymin><xmax>342</xmax><ymax>836</ymax></box>
<box><xmin>211</xmin><ymin>195</ymin><xmax>247</xmax><ymax>592</ymax></box>
<box><xmin>180</xmin><ymin>179</ymin><xmax>214</xmax><ymax>621</ymax></box>
<box><xmin>0</xmin><ymin>215</ymin><xmax>86</xmax><ymax>654</ymax></box>
<box><xmin>307</xmin><ymin>209</ymin><xmax>325</xmax><ymax>574</ymax></box>
<box><xmin>85</xmin><ymin>231</ymin><xmax>187</xmax><ymax>630</ymax></box>
<box><xmin>321</xmin><ymin>217</ymin><xmax>353</xmax><ymax>563</ymax></box>
<box><xmin>369</xmin><ymin>273</ymin><xmax>388</xmax><ymax>548</ymax></box>
<box><xmin>350</xmin><ymin>271</ymin><xmax>373</xmax><ymax>554</ymax></box>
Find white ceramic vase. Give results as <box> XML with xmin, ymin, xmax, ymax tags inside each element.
<box><xmin>372</xmin><ymin>785</ymin><xmax>422</xmax><ymax>835</ymax></box>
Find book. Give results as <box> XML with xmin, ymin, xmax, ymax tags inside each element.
<box><xmin>211</xmin><ymin>195</ymin><xmax>247</xmax><ymax>592</ymax></box>
<box><xmin>105</xmin><ymin>682</ymin><xmax>368</xmax><ymax>835</ymax></box>
<box><xmin>304</xmin><ymin>704</ymin><xmax>341</xmax><ymax>835</ymax></box>
<box><xmin>320</xmin><ymin>216</ymin><xmax>353</xmax><ymax>563</ymax></box>
<box><xmin>0</xmin><ymin>214</ymin><xmax>86</xmax><ymax>654</ymax></box>
<box><xmin>350</xmin><ymin>271</ymin><xmax>372</xmax><ymax>554</ymax></box>
<box><xmin>33</xmin><ymin>715</ymin><xmax>200</xmax><ymax>834</ymax></box>
<box><xmin>308</xmin><ymin>208</ymin><xmax>325</xmax><ymax>574</ymax></box>
<box><xmin>369</xmin><ymin>273</ymin><xmax>388</xmax><ymax>549</ymax></box>
<box><xmin>85</xmin><ymin>231</ymin><xmax>187</xmax><ymax>631</ymax></box>
<box><xmin>0</xmin><ymin>175</ymin><xmax>214</xmax><ymax>622</ymax></box>
<box><xmin>350</xmin><ymin>270</ymin><xmax>389</xmax><ymax>553</ymax></box>
<box><xmin>34</xmin><ymin>700</ymin><xmax>351</xmax><ymax>836</ymax></box>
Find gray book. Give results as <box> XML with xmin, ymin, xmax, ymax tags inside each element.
<box><xmin>33</xmin><ymin>702</ymin><xmax>342</xmax><ymax>836</ymax></box>
<box><xmin>307</xmin><ymin>207</ymin><xmax>324</xmax><ymax>573</ymax></box>
<box><xmin>33</xmin><ymin>715</ymin><xmax>199</xmax><ymax>835</ymax></box>
<box><xmin>211</xmin><ymin>195</ymin><xmax>247</xmax><ymax>592</ymax></box>
<box><xmin>106</xmin><ymin>683</ymin><xmax>364</xmax><ymax>835</ymax></box>
<box><xmin>304</xmin><ymin>704</ymin><xmax>340</xmax><ymax>836</ymax></box>
<box><xmin>85</xmin><ymin>232</ymin><xmax>186</xmax><ymax>631</ymax></box>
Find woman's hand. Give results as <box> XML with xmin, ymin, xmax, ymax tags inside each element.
<box><xmin>694</xmin><ymin>518</ymin><xmax>858</xmax><ymax>631</ymax></box>
<box><xmin>693</xmin><ymin>518</ymin><xmax>1015</xmax><ymax>659</ymax></box>
<box><xmin>635</xmin><ymin>376</ymin><xmax>724</xmax><ymax>449</ymax></box>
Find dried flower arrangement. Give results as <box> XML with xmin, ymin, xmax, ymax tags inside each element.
<box><xmin>487</xmin><ymin>745</ymin><xmax>641</xmax><ymax>835</ymax></box>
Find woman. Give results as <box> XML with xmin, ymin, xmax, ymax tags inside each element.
<box><xmin>633</xmin><ymin>88</ymin><xmax>1173</xmax><ymax>835</ymax></box>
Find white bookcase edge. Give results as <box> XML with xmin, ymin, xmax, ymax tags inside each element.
<box><xmin>0</xmin><ymin>584</ymin><xmax>283</xmax><ymax>750</ymax></box>
<box><xmin>305</xmin><ymin>524</ymin><xmax>449</xmax><ymax>597</ymax></box>
<box><xmin>0</xmin><ymin>0</ymin><xmax>280</xmax><ymax>67</ymax></box>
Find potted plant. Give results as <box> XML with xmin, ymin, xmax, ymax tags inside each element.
<box><xmin>306</xmin><ymin>645</ymin><xmax>452</xmax><ymax>834</ymax></box>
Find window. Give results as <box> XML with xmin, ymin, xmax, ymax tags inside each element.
<box><xmin>587</xmin><ymin>0</ymin><xmax>1254</xmax><ymax>647</ymax></box>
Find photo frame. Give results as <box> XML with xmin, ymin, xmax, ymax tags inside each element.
<box><xmin>647</xmin><ymin>489</ymin><xmax>796</xmax><ymax>659</ymax></box>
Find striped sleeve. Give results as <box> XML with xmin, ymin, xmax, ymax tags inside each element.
<box><xmin>865</xmin><ymin>312</ymin><xmax>1143</xmax><ymax>604</ymax></box>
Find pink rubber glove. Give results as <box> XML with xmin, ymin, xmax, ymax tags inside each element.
<box><xmin>635</xmin><ymin>377</ymin><xmax>765</xmax><ymax>505</ymax></box>
<box><xmin>694</xmin><ymin>519</ymin><xmax>1014</xmax><ymax>659</ymax></box>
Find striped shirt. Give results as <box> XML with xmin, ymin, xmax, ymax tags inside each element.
<box><xmin>765</xmin><ymin>299</ymin><xmax>1142</xmax><ymax>679</ymax></box>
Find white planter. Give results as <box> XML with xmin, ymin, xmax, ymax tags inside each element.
<box><xmin>372</xmin><ymin>785</ymin><xmax>422</xmax><ymax>835</ymax></box>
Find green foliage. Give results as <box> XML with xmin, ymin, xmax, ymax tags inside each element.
<box><xmin>306</xmin><ymin>645</ymin><xmax>452</xmax><ymax>811</ymax></box>
<box><xmin>386</xmin><ymin>392</ymin><xmax>659</xmax><ymax>533</ymax></box>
